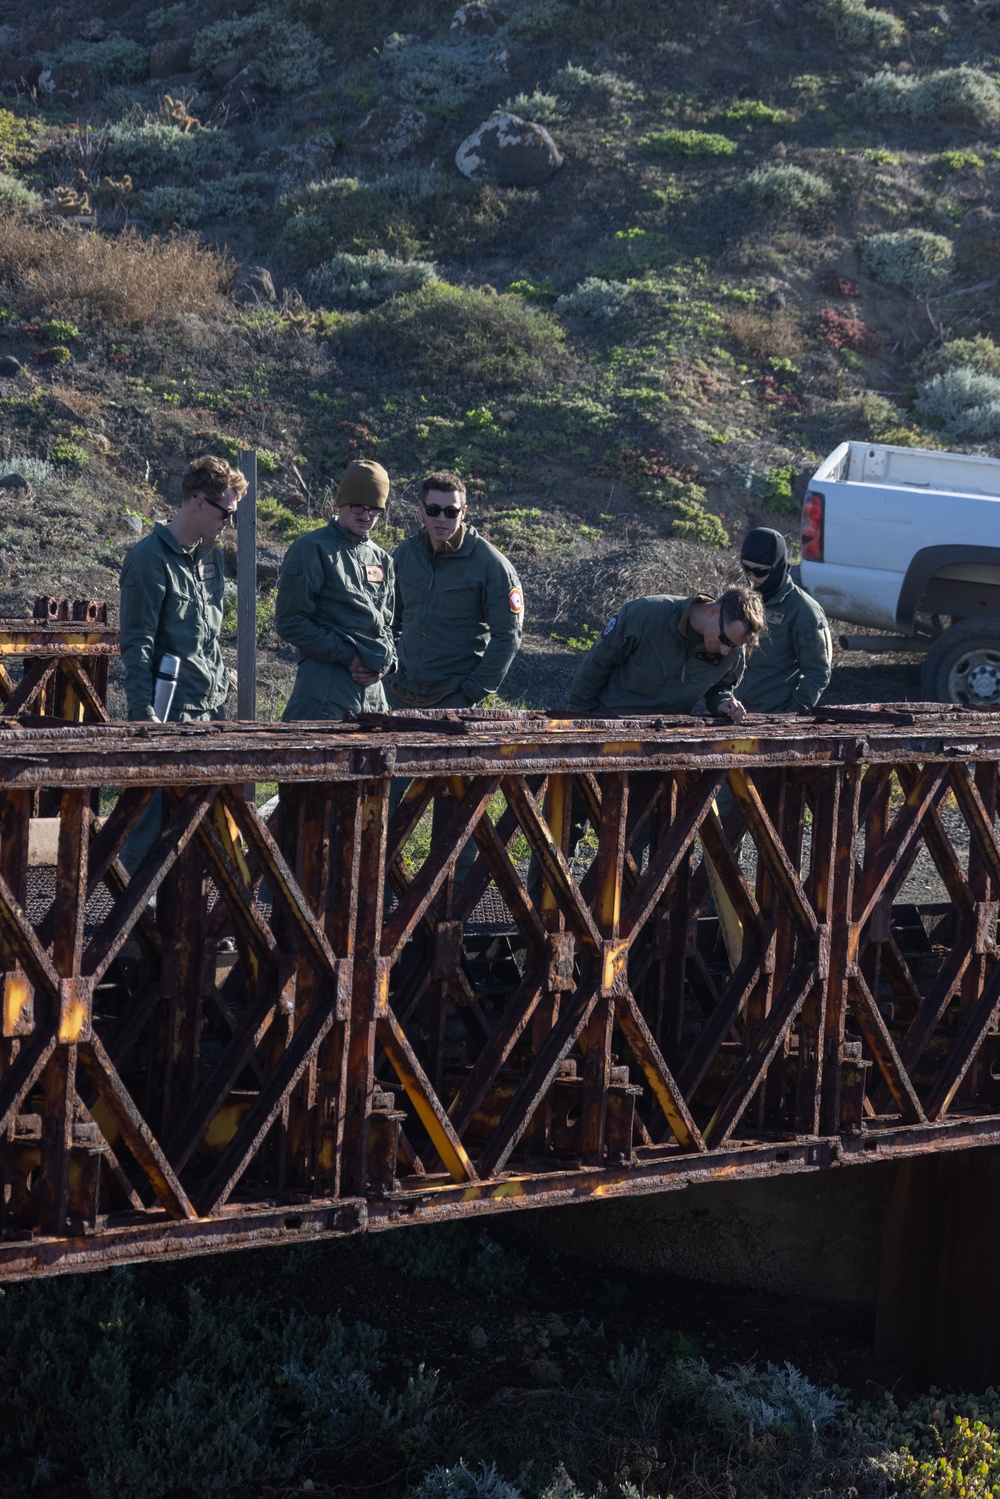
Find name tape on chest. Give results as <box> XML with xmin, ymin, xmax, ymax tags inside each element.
<box><xmin>199</xmin><ymin>563</ymin><xmax>216</xmax><ymax>581</ymax></box>
<box><xmin>365</xmin><ymin>563</ymin><xmax>385</xmax><ymax>584</ymax></box>
<box><xmin>765</xmin><ymin>608</ymin><xmax>784</xmax><ymax>624</ymax></box>
<box><xmin>508</xmin><ymin>586</ymin><xmax>523</xmax><ymax>613</ymax></box>
<box><xmin>602</xmin><ymin>614</ymin><xmax>618</xmax><ymax>638</ymax></box>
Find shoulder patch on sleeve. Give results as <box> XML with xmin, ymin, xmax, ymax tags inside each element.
<box><xmin>602</xmin><ymin>613</ymin><xmax>618</xmax><ymax>638</ymax></box>
<box><xmin>508</xmin><ymin>586</ymin><xmax>523</xmax><ymax>613</ymax></box>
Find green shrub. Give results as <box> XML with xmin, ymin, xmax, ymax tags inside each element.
<box><xmin>281</xmin><ymin>170</ymin><xmax>458</xmax><ymax>259</ymax></box>
<box><xmin>146</xmin><ymin>3</ymin><xmax>189</xmax><ymax>37</ymax></box>
<box><xmin>51</xmin><ymin>441</ymin><xmax>88</xmax><ymax>467</ymax></box>
<box><xmin>337</xmin><ymin>283</ymin><xmax>567</xmax><ymax>390</ymax></box>
<box><xmin>40</xmin><ymin>318</ymin><xmax>82</xmax><ymax>343</ymax></box>
<box><xmin>913</xmin><ymin>334</ymin><xmax>1000</xmax><ymax>381</ymax></box>
<box><xmin>191</xmin><ymin>7</ymin><xmax>331</xmax><ymax>93</ymax></box>
<box><xmin>552</xmin><ymin>64</ymin><xmax>637</xmax><ymax>99</ymax></box>
<box><xmin>258</xmin><ymin>496</ymin><xmax>316</xmax><ymax>542</ymax></box>
<box><xmin>809</xmin><ymin>0</ymin><xmax>904</xmax><ymax>46</ymax></box>
<box><xmin>307</xmin><ymin>250</ymin><xmax>438</xmax><ymax>306</ymax></box>
<box><xmin>42</xmin><ymin>35</ymin><xmax>149</xmax><ymax>83</ymax></box>
<box><xmin>136</xmin><ymin>175</ymin><xmax>270</xmax><ymax>226</ymax></box>
<box><xmin>382</xmin><ymin>40</ymin><xmax>505</xmax><ymax>118</ymax></box>
<box><xmin>502</xmin><ymin>90</ymin><xmax>568</xmax><ymax>123</ymax></box>
<box><xmin>412</xmin><ymin>1461</ymin><xmax>523</xmax><ymax>1499</ymax></box>
<box><xmin>765</xmin><ymin>464</ymin><xmax>798</xmax><ymax>514</ymax></box>
<box><xmin>556</xmin><ymin>277</ymin><xmax>632</xmax><ymax>319</ymax></box>
<box><xmin>638</xmin><ymin>128</ymin><xmax>737</xmax><ymax>158</ymax></box>
<box><xmin>856</xmin><ymin>66</ymin><xmax>1000</xmax><ymax>125</ymax></box>
<box><xmin>823</xmin><ymin>391</ymin><xmax>902</xmax><ymax>439</ymax></box>
<box><xmin>103</xmin><ymin>121</ymin><xmax>241</xmax><ymax>179</ymax></box>
<box><xmin>860</xmin><ymin>228</ymin><xmax>953</xmax><ymax>292</ymax></box>
<box><xmin>723</xmin><ymin>99</ymin><xmax>794</xmax><ymax>125</ymax></box>
<box><xmin>915</xmin><ymin>368</ymin><xmax>1000</xmax><ymax>438</ymax></box>
<box><xmin>742</xmin><ymin>164</ymin><xmax>831</xmax><ymax>212</ymax></box>
<box><xmin>0</xmin><ymin>172</ymin><xmax>40</xmax><ymax>212</ymax></box>
<box><xmin>0</xmin><ymin>1269</ymin><xmax>439</xmax><ymax>1499</ymax></box>
<box><xmin>501</xmin><ymin>0</ymin><xmax>570</xmax><ymax>40</ymax></box>
<box><xmin>935</xmin><ymin>149</ymin><xmax>986</xmax><ymax>174</ymax></box>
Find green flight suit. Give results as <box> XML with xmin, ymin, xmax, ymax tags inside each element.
<box><xmin>739</xmin><ymin>577</ymin><xmax>832</xmax><ymax>713</ymax></box>
<box><xmin>119</xmin><ymin>521</ymin><xmax>229</xmax><ymax>722</ymax></box>
<box><xmin>569</xmin><ymin>594</ymin><xmax>746</xmax><ymax>715</ymax></box>
<box><xmin>276</xmin><ymin>517</ymin><xmax>395</xmax><ymax>721</ymax></box>
<box><xmin>387</xmin><ymin>525</ymin><xmax>523</xmax><ymax>707</ymax></box>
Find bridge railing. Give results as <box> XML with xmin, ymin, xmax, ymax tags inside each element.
<box><xmin>1</xmin><ymin>706</ymin><xmax>999</xmax><ymax>1277</ymax></box>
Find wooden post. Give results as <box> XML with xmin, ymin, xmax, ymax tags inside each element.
<box><xmin>237</xmin><ymin>450</ymin><xmax>257</xmax><ymax>723</ymax></box>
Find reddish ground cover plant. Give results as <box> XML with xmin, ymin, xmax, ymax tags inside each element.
<box><xmin>816</xmin><ymin>307</ymin><xmax>880</xmax><ymax>354</ymax></box>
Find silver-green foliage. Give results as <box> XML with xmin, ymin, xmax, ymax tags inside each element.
<box><xmin>412</xmin><ymin>1461</ymin><xmax>524</xmax><ymax>1499</ymax></box>
<box><xmin>915</xmin><ymin>368</ymin><xmax>1000</xmax><ymax>438</ymax></box>
<box><xmin>0</xmin><ymin>1269</ymin><xmax>438</xmax><ymax>1499</ymax></box>
<box><xmin>503</xmin><ymin>90</ymin><xmax>568</xmax><ymax>123</ymax></box>
<box><xmin>104</xmin><ymin>121</ymin><xmax>241</xmax><ymax>178</ymax></box>
<box><xmin>663</xmin><ymin>1356</ymin><xmax>843</xmax><ymax>1438</ymax></box>
<box><xmin>0</xmin><ymin>171</ymin><xmax>40</xmax><ymax>211</ymax></box>
<box><xmin>556</xmin><ymin>277</ymin><xmax>633</xmax><ymax>319</ymax></box>
<box><xmin>191</xmin><ymin>7</ymin><xmax>332</xmax><ymax>93</ymax></box>
<box><xmin>382</xmin><ymin>40</ymin><xmax>506</xmax><ymax>117</ymax></box>
<box><xmin>913</xmin><ymin>334</ymin><xmax>1000</xmax><ymax>382</ymax></box>
<box><xmin>136</xmin><ymin>174</ymin><xmax>270</xmax><ymax>226</ymax></box>
<box><xmin>742</xmin><ymin>164</ymin><xmax>831</xmax><ymax>211</ymax></box>
<box><xmin>860</xmin><ymin>229</ymin><xmax>953</xmax><ymax>291</ymax></box>
<box><xmin>809</xmin><ymin>0</ymin><xmax>904</xmax><ymax>46</ymax></box>
<box><xmin>41</xmin><ymin>35</ymin><xmax>149</xmax><ymax>82</ymax></box>
<box><xmin>552</xmin><ymin>64</ymin><xmax>637</xmax><ymax>99</ymax></box>
<box><xmin>856</xmin><ymin>65</ymin><xmax>1000</xmax><ymax>125</ymax></box>
<box><xmin>307</xmin><ymin>251</ymin><xmax>438</xmax><ymax>305</ymax></box>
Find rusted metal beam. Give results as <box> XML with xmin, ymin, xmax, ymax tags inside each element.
<box><xmin>3</xmin><ymin>706</ymin><xmax>1000</xmax><ymax>1275</ymax></box>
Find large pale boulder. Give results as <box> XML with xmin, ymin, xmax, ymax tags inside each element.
<box><xmin>455</xmin><ymin>111</ymin><xmax>562</xmax><ymax>187</ymax></box>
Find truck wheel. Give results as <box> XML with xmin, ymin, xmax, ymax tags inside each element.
<box><xmin>920</xmin><ymin>618</ymin><xmax>1000</xmax><ymax>706</ymax></box>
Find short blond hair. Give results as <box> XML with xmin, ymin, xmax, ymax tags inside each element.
<box><xmin>181</xmin><ymin>453</ymin><xmax>247</xmax><ymax>503</ymax></box>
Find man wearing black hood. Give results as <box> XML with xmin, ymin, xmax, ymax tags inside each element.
<box><xmin>738</xmin><ymin>527</ymin><xmax>832</xmax><ymax>713</ymax></box>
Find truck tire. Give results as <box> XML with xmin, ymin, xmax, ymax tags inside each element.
<box><xmin>920</xmin><ymin>618</ymin><xmax>1000</xmax><ymax>706</ymax></box>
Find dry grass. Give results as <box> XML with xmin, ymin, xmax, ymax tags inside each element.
<box><xmin>725</xmin><ymin>308</ymin><xmax>798</xmax><ymax>361</ymax></box>
<box><xmin>0</xmin><ymin>216</ymin><xmax>229</xmax><ymax>327</ymax></box>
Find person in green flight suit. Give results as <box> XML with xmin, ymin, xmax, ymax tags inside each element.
<box><xmin>568</xmin><ymin>588</ymin><xmax>766</xmax><ymax>721</ymax></box>
<box><xmin>737</xmin><ymin>528</ymin><xmax>832</xmax><ymax>713</ymax></box>
<box><xmin>386</xmin><ymin>469</ymin><xmax>523</xmax><ymax>711</ymax></box>
<box><xmin>276</xmin><ymin>459</ymin><xmax>396</xmax><ymax>721</ymax></box>
<box><xmin>118</xmin><ymin>452</ymin><xmax>246</xmax><ymax>873</ymax></box>
<box><xmin>386</xmin><ymin>469</ymin><xmax>524</xmax><ymax>886</ymax></box>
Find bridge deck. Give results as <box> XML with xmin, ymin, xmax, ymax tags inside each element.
<box><xmin>2</xmin><ymin>705</ymin><xmax>999</xmax><ymax>1278</ymax></box>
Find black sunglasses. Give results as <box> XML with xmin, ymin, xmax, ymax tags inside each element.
<box><xmin>718</xmin><ymin>620</ymin><xmax>738</xmax><ymax>649</ymax></box>
<box><xmin>423</xmin><ymin>502</ymin><xmax>464</xmax><ymax>519</ymax></box>
<box><xmin>201</xmin><ymin>494</ymin><xmax>238</xmax><ymax>522</ymax></box>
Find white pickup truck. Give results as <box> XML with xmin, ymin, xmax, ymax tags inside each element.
<box><xmin>798</xmin><ymin>440</ymin><xmax>1000</xmax><ymax>705</ymax></box>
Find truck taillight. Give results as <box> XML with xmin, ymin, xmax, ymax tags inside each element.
<box><xmin>801</xmin><ymin>489</ymin><xmax>824</xmax><ymax>561</ymax></box>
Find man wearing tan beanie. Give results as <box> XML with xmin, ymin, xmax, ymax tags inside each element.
<box><xmin>276</xmin><ymin>459</ymin><xmax>396</xmax><ymax>720</ymax></box>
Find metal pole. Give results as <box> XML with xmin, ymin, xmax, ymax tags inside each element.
<box><xmin>237</xmin><ymin>450</ymin><xmax>258</xmax><ymax>722</ymax></box>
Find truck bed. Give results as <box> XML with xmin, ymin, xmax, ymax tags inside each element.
<box><xmin>818</xmin><ymin>441</ymin><xmax>1000</xmax><ymax>498</ymax></box>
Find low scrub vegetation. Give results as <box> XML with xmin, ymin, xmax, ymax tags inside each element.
<box><xmin>856</xmin><ymin>66</ymin><xmax>1000</xmax><ymax>126</ymax></box>
<box><xmin>860</xmin><ymin>229</ymin><xmax>953</xmax><ymax>293</ymax></box>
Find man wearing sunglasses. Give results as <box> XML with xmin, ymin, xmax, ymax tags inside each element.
<box><xmin>737</xmin><ymin>528</ymin><xmax>831</xmax><ymax>713</ymax></box>
<box><xmin>569</xmin><ymin>587</ymin><xmax>765</xmax><ymax>723</ymax></box>
<box><xmin>276</xmin><ymin>458</ymin><xmax>396</xmax><ymax>720</ymax></box>
<box><xmin>385</xmin><ymin>469</ymin><xmax>523</xmax><ymax>714</ymax></box>
<box><xmin>119</xmin><ymin>453</ymin><xmax>245</xmax><ymax>724</ymax></box>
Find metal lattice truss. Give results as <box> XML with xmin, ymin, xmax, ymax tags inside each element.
<box><xmin>2</xmin><ymin>707</ymin><xmax>1000</xmax><ymax>1277</ymax></box>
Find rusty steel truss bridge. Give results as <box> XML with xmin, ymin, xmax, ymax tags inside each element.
<box><xmin>2</xmin><ymin>695</ymin><xmax>1000</xmax><ymax>1283</ymax></box>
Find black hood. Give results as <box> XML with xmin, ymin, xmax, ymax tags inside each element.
<box><xmin>741</xmin><ymin>527</ymin><xmax>789</xmax><ymax>601</ymax></box>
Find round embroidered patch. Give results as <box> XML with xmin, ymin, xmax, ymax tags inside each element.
<box><xmin>508</xmin><ymin>587</ymin><xmax>523</xmax><ymax>613</ymax></box>
<box><xmin>602</xmin><ymin>614</ymin><xmax>618</xmax><ymax>637</ymax></box>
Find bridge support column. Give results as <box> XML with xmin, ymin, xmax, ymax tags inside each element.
<box><xmin>877</xmin><ymin>1147</ymin><xmax>1000</xmax><ymax>1390</ymax></box>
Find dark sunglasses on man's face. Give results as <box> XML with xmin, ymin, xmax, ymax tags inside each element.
<box><xmin>201</xmin><ymin>494</ymin><xmax>238</xmax><ymax>522</ymax></box>
<box><xmin>718</xmin><ymin>620</ymin><xmax>738</xmax><ymax>650</ymax></box>
<box><xmin>742</xmin><ymin>562</ymin><xmax>770</xmax><ymax>579</ymax></box>
<box><xmin>423</xmin><ymin>502</ymin><xmax>464</xmax><ymax>519</ymax></box>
